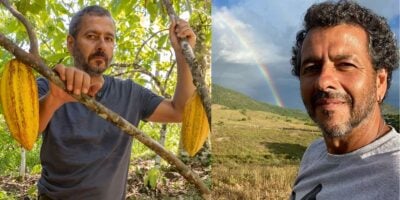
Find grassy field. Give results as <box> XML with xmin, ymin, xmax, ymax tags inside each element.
<box><xmin>211</xmin><ymin>104</ymin><xmax>320</xmax><ymax>199</ymax></box>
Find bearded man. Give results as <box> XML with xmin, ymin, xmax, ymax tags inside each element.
<box><xmin>290</xmin><ymin>1</ymin><xmax>399</xmax><ymax>200</ymax></box>
<box><xmin>37</xmin><ymin>5</ymin><xmax>196</xmax><ymax>200</ymax></box>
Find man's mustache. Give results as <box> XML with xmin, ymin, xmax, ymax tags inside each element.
<box><xmin>88</xmin><ymin>51</ymin><xmax>108</xmax><ymax>62</ymax></box>
<box><xmin>311</xmin><ymin>90</ymin><xmax>352</xmax><ymax>106</ymax></box>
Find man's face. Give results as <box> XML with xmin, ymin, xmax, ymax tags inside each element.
<box><xmin>299</xmin><ymin>24</ymin><xmax>379</xmax><ymax>137</ymax></box>
<box><xmin>68</xmin><ymin>15</ymin><xmax>115</xmax><ymax>76</ymax></box>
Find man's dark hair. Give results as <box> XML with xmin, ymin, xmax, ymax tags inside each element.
<box><xmin>69</xmin><ymin>5</ymin><xmax>114</xmax><ymax>38</ymax></box>
<box><xmin>291</xmin><ymin>0</ymin><xmax>399</xmax><ymax>91</ymax></box>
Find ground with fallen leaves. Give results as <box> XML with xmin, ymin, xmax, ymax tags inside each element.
<box><xmin>0</xmin><ymin>152</ymin><xmax>210</xmax><ymax>200</ymax></box>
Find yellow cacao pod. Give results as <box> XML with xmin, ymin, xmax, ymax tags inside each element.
<box><xmin>181</xmin><ymin>91</ymin><xmax>210</xmax><ymax>156</ymax></box>
<box><xmin>0</xmin><ymin>59</ymin><xmax>39</xmax><ymax>150</ymax></box>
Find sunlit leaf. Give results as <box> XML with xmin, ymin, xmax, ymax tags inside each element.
<box><xmin>157</xmin><ymin>34</ymin><xmax>168</xmax><ymax>49</ymax></box>
<box><xmin>144</xmin><ymin>167</ymin><xmax>160</xmax><ymax>189</ymax></box>
<box><xmin>15</xmin><ymin>0</ymin><xmax>29</xmax><ymax>15</ymax></box>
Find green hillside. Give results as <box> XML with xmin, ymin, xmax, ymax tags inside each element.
<box><xmin>212</xmin><ymin>84</ymin><xmax>399</xmax><ymax>131</ymax></box>
<box><xmin>212</xmin><ymin>84</ymin><xmax>310</xmax><ymax>121</ymax></box>
<box><xmin>211</xmin><ymin>91</ymin><xmax>320</xmax><ymax>199</ymax></box>
<box><xmin>382</xmin><ymin>103</ymin><xmax>400</xmax><ymax>115</ymax></box>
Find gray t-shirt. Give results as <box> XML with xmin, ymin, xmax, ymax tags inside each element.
<box><xmin>291</xmin><ymin>128</ymin><xmax>400</xmax><ymax>200</ymax></box>
<box><xmin>37</xmin><ymin>76</ymin><xmax>163</xmax><ymax>200</ymax></box>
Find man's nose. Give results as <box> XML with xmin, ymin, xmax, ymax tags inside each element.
<box><xmin>315</xmin><ymin>63</ymin><xmax>338</xmax><ymax>91</ymax></box>
<box><xmin>95</xmin><ymin>37</ymin><xmax>106</xmax><ymax>51</ymax></box>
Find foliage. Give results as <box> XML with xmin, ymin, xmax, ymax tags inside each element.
<box><xmin>0</xmin><ymin>0</ymin><xmax>211</xmax><ymax>196</ymax></box>
<box><xmin>0</xmin><ymin>116</ymin><xmax>41</xmax><ymax>176</ymax></box>
<box><xmin>133</xmin><ymin>122</ymin><xmax>181</xmax><ymax>160</ymax></box>
<box><xmin>144</xmin><ymin>166</ymin><xmax>161</xmax><ymax>189</ymax></box>
<box><xmin>384</xmin><ymin>114</ymin><xmax>399</xmax><ymax>132</ymax></box>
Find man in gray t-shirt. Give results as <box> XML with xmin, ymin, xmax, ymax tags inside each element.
<box><xmin>38</xmin><ymin>5</ymin><xmax>196</xmax><ymax>200</ymax></box>
<box><xmin>289</xmin><ymin>1</ymin><xmax>399</xmax><ymax>200</ymax></box>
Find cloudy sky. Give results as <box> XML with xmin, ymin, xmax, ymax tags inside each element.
<box><xmin>212</xmin><ymin>0</ymin><xmax>400</xmax><ymax>110</ymax></box>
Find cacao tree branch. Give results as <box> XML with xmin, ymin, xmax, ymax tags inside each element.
<box><xmin>0</xmin><ymin>0</ymin><xmax>39</xmax><ymax>57</ymax></box>
<box><xmin>161</xmin><ymin>0</ymin><xmax>211</xmax><ymax>128</ymax></box>
<box><xmin>163</xmin><ymin>61</ymin><xmax>176</xmax><ymax>90</ymax></box>
<box><xmin>1</xmin><ymin>1</ymin><xmax>211</xmax><ymax>196</ymax></box>
<box><xmin>111</xmin><ymin>63</ymin><xmax>167</xmax><ymax>97</ymax></box>
<box><xmin>134</xmin><ymin>28</ymin><xmax>169</xmax><ymax>62</ymax></box>
<box><xmin>185</xmin><ymin>0</ymin><xmax>193</xmax><ymax>15</ymax></box>
<box><xmin>0</xmin><ymin>32</ymin><xmax>210</xmax><ymax>198</ymax></box>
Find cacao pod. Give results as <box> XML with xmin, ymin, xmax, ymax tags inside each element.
<box><xmin>0</xmin><ymin>59</ymin><xmax>39</xmax><ymax>150</ymax></box>
<box><xmin>181</xmin><ymin>91</ymin><xmax>210</xmax><ymax>156</ymax></box>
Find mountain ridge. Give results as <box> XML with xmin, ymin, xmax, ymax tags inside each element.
<box><xmin>212</xmin><ymin>84</ymin><xmax>310</xmax><ymax>120</ymax></box>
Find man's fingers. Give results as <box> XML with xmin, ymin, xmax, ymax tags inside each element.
<box><xmin>81</xmin><ymin>73</ymin><xmax>91</xmax><ymax>94</ymax></box>
<box><xmin>53</xmin><ymin>66</ymin><xmax>97</xmax><ymax>97</ymax></box>
<box><xmin>176</xmin><ymin>27</ymin><xmax>191</xmax><ymax>38</ymax></box>
<box><xmin>88</xmin><ymin>82</ymin><xmax>102</xmax><ymax>97</ymax></box>
<box><xmin>173</xmin><ymin>19</ymin><xmax>196</xmax><ymax>48</ymax></box>
<box><xmin>169</xmin><ymin>19</ymin><xmax>178</xmax><ymax>42</ymax></box>
<box><xmin>73</xmin><ymin>71</ymin><xmax>84</xmax><ymax>95</ymax></box>
<box><xmin>54</xmin><ymin>64</ymin><xmax>66</xmax><ymax>81</ymax></box>
<box><xmin>65</xmin><ymin>68</ymin><xmax>75</xmax><ymax>91</ymax></box>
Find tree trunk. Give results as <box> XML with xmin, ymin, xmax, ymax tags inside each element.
<box><xmin>19</xmin><ymin>147</ymin><xmax>26</xmax><ymax>181</ymax></box>
<box><xmin>155</xmin><ymin>124</ymin><xmax>167</xmax><ymax>166</ymax></box>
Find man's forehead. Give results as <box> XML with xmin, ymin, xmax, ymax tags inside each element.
<box><xmin>79</xmin><ymin>15</ymin><xmax>116</xmax><ymax>34</ymax></box>
<box><xmin>299</xmin><ymin>24</ymin><xmax>371</xmax><ymax>65</ymax></box>
<box><xmin>302</xmin><ymin>24</ymin><xmax>369</xmax><ymax>50</ymax></box>
<box><xmin>305</xmin><ymin>24</ymin><xmax>368</xmax><ymax>40</ymax></box>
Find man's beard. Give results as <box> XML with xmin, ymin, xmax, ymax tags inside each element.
<box><xmin>305</xmin><ymin>86</ymin><xmax>376</xmax><ymax>138</ymax></box>
<box><xmin>72</xmin><ymin>45</ymin><xmax>111</xmax><ymax>76</ymax></box>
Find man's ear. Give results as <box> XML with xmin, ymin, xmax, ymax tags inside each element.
<box><xmin>376</xmin><ymin>68</ymin><xmax>388</xmax><ymax>103</ymax></box>
<box><xmin>67</xmin><ymin>35</ymin><xmax>74</xmax><ymax>54</ymax></box>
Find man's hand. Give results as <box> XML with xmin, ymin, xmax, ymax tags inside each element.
<box><xmin>169</xmin><ymin>18</ymin><xmax>196</xmax><ymax>53</ymax></box>
<box><xmin>39</xmin><ymin>64</ymin><xmax>103</xmax><ymax>132</ymax></box>
<box><xmin>50</xmin><ymin>64</ymin><xmax>102</xmax><ymax>104</ymax></box>
<box><xmin>147</xmin><ymin>19</ymin><xmax>197</xmax><ymax>123</ymax></box>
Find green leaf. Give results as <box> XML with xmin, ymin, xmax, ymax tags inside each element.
<box><xmin>53</xmin><ymin>3</ymin><xmax>70</xmax><ymax>15</ymax></box>
<box><xmin>157</xmin><ymin>34</ymin><xmax>168</xmax><ymax>49</ymax></box>
<box><xmin>146</xmin><ymin>0</ymin><xmax>158</xmax><ymax>22</ymax></box>
<box><xmin>144</xmin><ymin>167</ymin><xmax>160</xmax><ymax>189</ymax></box>
<box><xmin>15</xmin><ymin>0</ymin><xmax>30</xmax><ymax>15</ymax></box>
<box><xmin>30</xmin><ymin>164</ymin><xmax>42</xmax><ymax>174</ymax></box>
<box><xmin>30</xmin><ymin>0</ymin><xmax>46</xmax><ymax>14</ymax></box>
<box><xmin>111</xmin><ymin>0</ymin><xmax>123</xmax><ymax>16</ymax></box>
<box><xmin>27</xmin><ymin>184</ymin><xmax>37</xmax><ymax>197</ymax></box>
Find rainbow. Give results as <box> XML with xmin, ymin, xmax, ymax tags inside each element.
<box><xmin>216</xmin><ymin>10</ymin><xmax>285</xmax><ymax>107</ymax></box>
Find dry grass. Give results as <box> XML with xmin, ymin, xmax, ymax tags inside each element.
<box><xmin>212</xmin><ymin>164</ymin><xmax>298</xmax><ymax>199</ymax></box>
<box><xmin>211</xmin><ymin>104</ymin><xmax>320</xmax><ymax>199</ymax></box>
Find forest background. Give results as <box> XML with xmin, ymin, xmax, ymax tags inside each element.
<box><xmin>0</xmin><ymin>0</ymin><xmax>211</xmax><ymax>199</ymax></box>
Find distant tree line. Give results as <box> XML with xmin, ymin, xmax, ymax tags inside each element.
<box><xmin>384</xmin><ymin>114</ymin><xmax>399</xmax><ymax>132</ymax></box>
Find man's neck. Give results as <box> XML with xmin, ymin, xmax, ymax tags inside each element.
<box><xmin>324</xmin><ymin>106</ymin><xmax>390</xmax><ymax>155</ymax></box>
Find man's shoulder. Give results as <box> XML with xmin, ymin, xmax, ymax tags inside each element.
<box><xmin>379</xmin><ymin>127</ymin><xmax>400</xmax><ymax>153</ymax></box>
<box><xmin>105</xmin><ymin>75</ymin><xmax>144</xmax><ymax>89</ymax></box>
<box><xmin>298</xmin><ymin>138</ymin><xmax>326</xmax><ymax>170</ymax></box>
<box><xmin>304</xmin><ymin>138</ymin><xmax>326</xmax><ymax>157</ymax></box>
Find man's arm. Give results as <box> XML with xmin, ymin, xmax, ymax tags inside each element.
<box><xmin>39</xmin><ymin>65</ymin><xmax>102</xmax><ymax>132</ymax></box>
<box><xmin>146</xmin><ymin>19</ymin><xmax>196</xmax><ymax>123</ymax></box>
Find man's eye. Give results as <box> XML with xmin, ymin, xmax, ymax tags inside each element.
<box><xmin>87</xmin><ymin>34</ymin><xmax>97</xmax><ymax>39</ymax></box>
<box><xmin>302</xmin><ymin>65</ymin><xmax>320</xmax><ymax>75</ymax></box>
<box><xmin>105</xmin><ymin>37</ymin><xmax>114</xmax><ymax>42</ymax></box>
<box><xmin>337</xmin><ymin>62</ymin><xmax>355</xmax><ymax>68</ymax></box>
